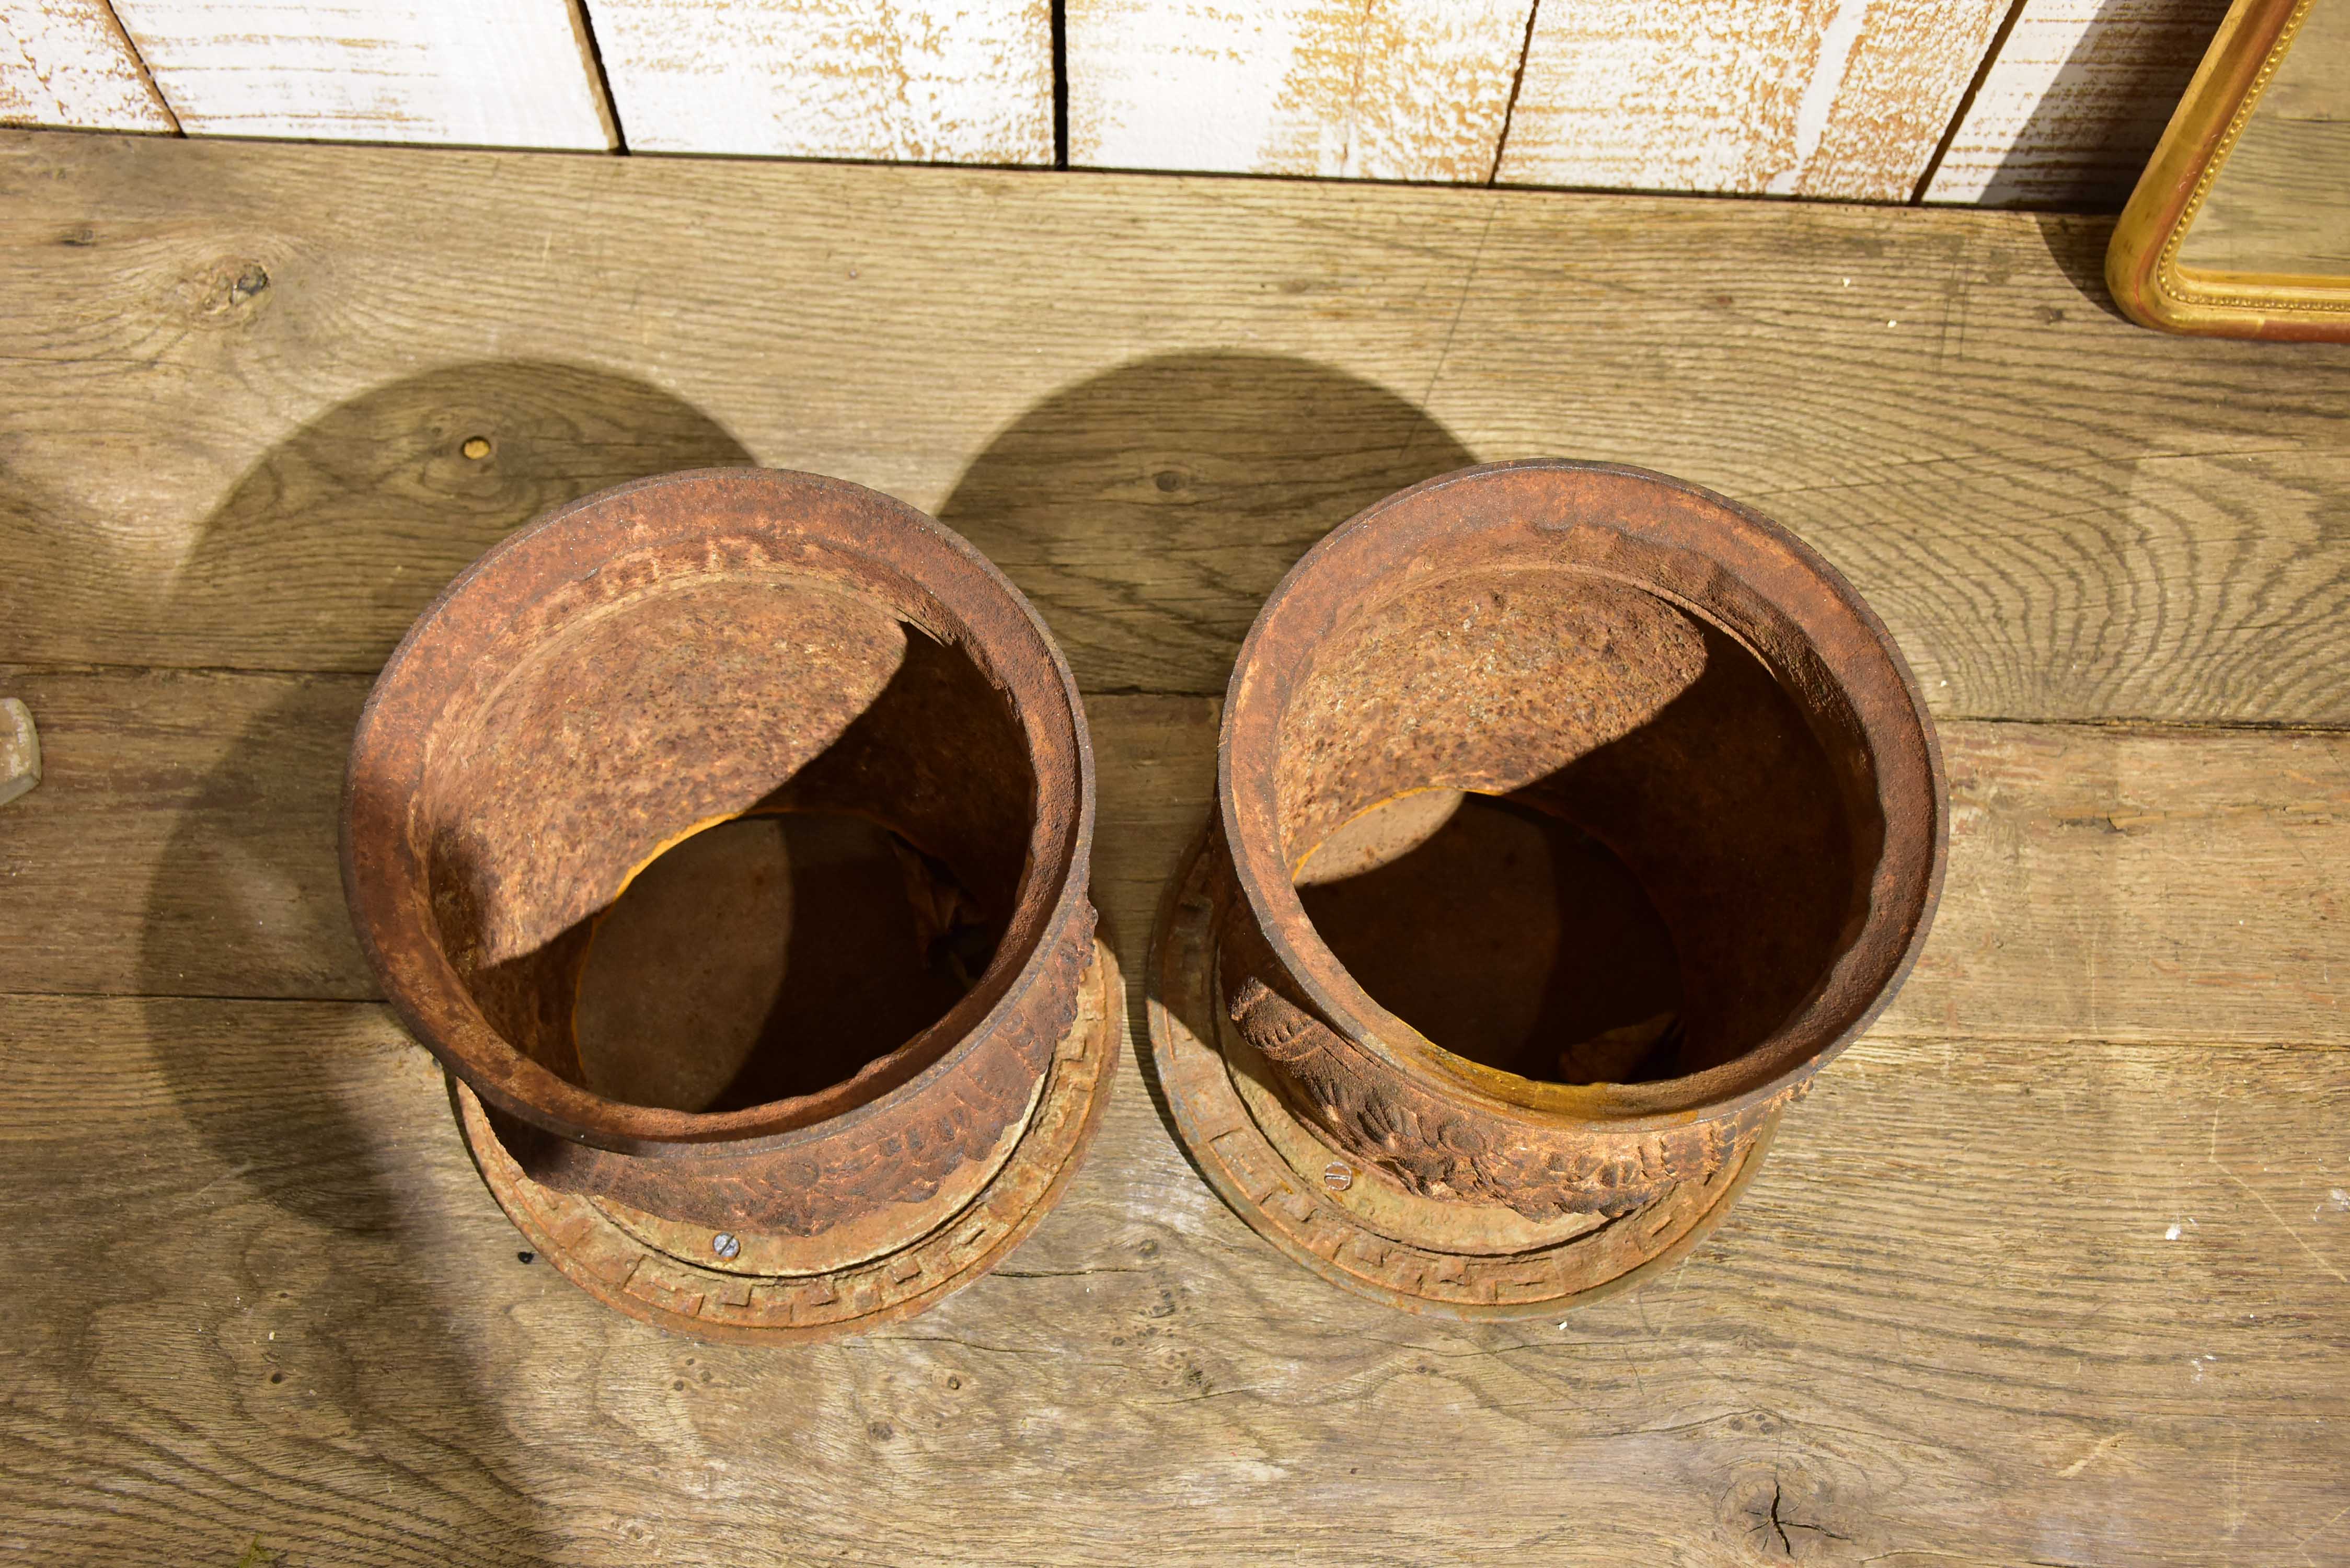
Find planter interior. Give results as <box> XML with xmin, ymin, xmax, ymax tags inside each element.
<box><xmin>428</xmin><ymin>586</ymin><xmax>1032</xmax><ymax>1115</ymax></box>
<box><xmin>1222</xmin><ymin>462</ymin><xmax>1941</xmax><ymax>1116</ymax></box>
<box><xmin>1280</xmin><ymin>573</ymin><xmax>1857</xmax><ymax>1087</ymax></box>
<box><xmin>344</xmin><ymin>469</ymin><xmax>1089</xmax><ymax>1152</ymax></box>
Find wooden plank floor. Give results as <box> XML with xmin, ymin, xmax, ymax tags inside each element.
<box><xmin>1</xmin><ymin>129</ymin><xmax>2345</xmax><ymax>1566</ymax></box>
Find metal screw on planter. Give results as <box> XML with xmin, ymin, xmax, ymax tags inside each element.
<box><xmin>1148</xmin><ymin>460</ymin><xmax>1946</xmax><ymax>1319</ymax></box>
<box><xmin>342</xmin><ymin>468</ymin><xmax>1115</xmax><ymax>1344</ymax></box>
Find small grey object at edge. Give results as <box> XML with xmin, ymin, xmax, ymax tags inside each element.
<box><xmin>0</xmin><ymin>698</ymin><xmax>40</xmax><ymax>809</ymax></box>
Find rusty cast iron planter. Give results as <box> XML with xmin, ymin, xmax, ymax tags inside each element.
<box><xmin>343</xmin><ymin>468</ymin><xmax>1111</xmax><ymax>1343</ymax></box>
<box><xmin>1149</xmin><ymin>460</ymin><xmax>1945</xmax><ymax>1317</ymax></box>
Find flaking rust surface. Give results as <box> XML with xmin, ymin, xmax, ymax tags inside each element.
<box><xmin>463</xmin><ymin>944</ymin><xmax>1123</xmax><ymax>1345</ymax></box>
<box><xmin>1191</xmin><ymin>461</ymin><xmax>1944</xmax><ymax>1292</ymax></box>
<box><xmin>342</xmin><ymin>467</ymin><xmax>1103</xmax><ymax>1322</ymax></box>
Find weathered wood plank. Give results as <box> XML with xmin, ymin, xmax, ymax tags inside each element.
<box><xmin>2</xmin><ymin>989</ymin><xmax>2344</xmax><ymax>1565</ymax></box>
<box><xmin>0</xmin><ymin>123</ymin><xmax>2341</xmax><ymax>1568</ymax></box>
<box><xmin>1066</xmin><ymin>0</ymin><xmax>1533</xmax><ymax>181</ymax></box>
<box><xmin>5</xmin><ymin>134</ymin><xmax>2344</xmax><ymax>722</ymax></box>
<box><xmin>1423</xmin><ymin>198</ymin><xmax>2350</xmax><ymax>727</ymax></box>
<box><xmin>1893</xmin><ymin>719</ymin><xmax>2348</xmax><ymax>1045</ymax></box>
<box><xmin>1</xmin><ymin>0</ymin><xmax>175</xmax><ymax>131</ymax></box>
<box><xmin>1923</xmin><ymin>0</ymin><xmax>2231</xmax><ymax>209</ymax></box>
<box><xmin>585</xmin><ymin>0</ymin><xmax>1052</xmax><ymax>165</ymax></box>
<box><xmin>0</xmin><ymin>665</ymin><xmax>374</xmax><ymax>1002</ymax></box>
<box><xmin>106</xmin><ymin>0</ymin><xmax>614</xmax><ymax>148</ymax></box>
<box><xmin>1</xmin><ymin>670</ymin><xmax>2342</xmax><ymax>1058</ymax></box>
<box><xmin>1494</xmin><ymin>0</ymin><xmax>2010</xmax><ymax>202</ymax></box>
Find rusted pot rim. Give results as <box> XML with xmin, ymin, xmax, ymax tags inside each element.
<box><xmin>342</xmin><ymin>468</ymin><xmax>1095</xmax><ymax>1158</ymax></box>
<box><xmin>1218</xmin><ymin>459</ymin><xmax>1946</xmax><ymax>1131</ymax></box>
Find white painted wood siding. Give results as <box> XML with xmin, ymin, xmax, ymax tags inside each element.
<box><xmin>107</xmin><ymin>0</ymin><xmax>613</xmax><ymax>148</ymax></box>
<box><xmin>586</xmin><ymin>0</ymin><xmax>1052</xmax><ymax>164</ymax></box>
<box><xmin>1495</xmin><ymin>0</ymin><xmax>2012</xmax><ymax>202</ymax></box>
<box><xmin>1068</xmin><ymin>0</ymin><xmax>1535</xmax><ymax>183</ymax></box>
<box><xmin>2</xmin><ymin>1</ymin><xmax>175</xmax><ymax>130</ymax></box>
<box><xmin>1923</xmin><ymin>0</ymin><xmax>2232</xmax><ymax>207</ymax></box>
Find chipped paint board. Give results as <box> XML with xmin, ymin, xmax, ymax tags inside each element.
<box><xmin>1</xmin><ymin>0</ymin><xmax>175</xmax><ymax>130</ymax></box>
<box><xmin>1495</xmin><ymin>0</ymin><xmax>2010</xmax><ymax>201</ymax></box>
<box><xmin>584</xmin><ymin>0</ymin><xmax>1051</xmax><ymax>164</ymax></box>
<box><xmin>587</xmin><ymin>0</ymin><xmax>1051</xmax><ymax>165</ymax></box>
<box><xmin>1922</xmin><ymin>0</ymin><xmax>2232</xmax><ymax>209</ymax></box>
<box><xmin>106</xmin><ymin>0</ymin><xmax>614</xmax><ymax>149</ymax></box>
<box><xmin>1067</xmin><ymin>0</ymin><xmax>1533</xmax><ymax>182</ymax></box>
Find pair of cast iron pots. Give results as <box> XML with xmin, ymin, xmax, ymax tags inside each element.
<box><xmin>341</xmin><ymin>463</ymin><xmax>1945</xmax><ymax>1342</ymax></box>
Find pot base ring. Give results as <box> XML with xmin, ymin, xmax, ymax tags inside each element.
<box><xmin>1149</xmin><ymin>836</ymin><xmax>1777</xmax><ymax>1320</ymax></box>
<box><xmin>456</xmin><ymin>942</ymin><xmax>1121</xmax><ymax>1344</ymax></box>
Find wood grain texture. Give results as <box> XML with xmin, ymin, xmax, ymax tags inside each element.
<box><xmin>1</xmin><ymin>667</ymin><xmax>2343</xmax><ymax>1060</ymax></box>
<box><xmin>1</xmin><ymin>0</ymin><xmax>174</xmax><ymax>130</ymax></box>
<box><xmin>105</xmin><ymin>0</ymin><xmax>614</xmax><ymax>148</ymax></box>
<box><xmin>1</xmin><ymin>127</ymin><xmax>2347</xmax><ymax>1568</ymax></box>
<box><xmin>2</xmin><ymin>135</ymin><xmax>2347</xmax><ymax>726</ymax></box>
<box><xmin>2</xmin><ymin>655</ymin><xmax>2346</xmax><ymax>1568</ymax></box>
<box><xmin>0</xmin><ymin>665</ymin><xmax>376</xmax><ymax>1002</ymax></box>
<box><xmin>1923</xmin><ymin>0</ymin><xmax>2233</xmax><ymax>209</ymax></box>
<box><xmin>2</xmin><ymin>988</ymin><xmax>2347</xmax><ymax>1561</ymax></box>
<box><xmin>585</xmin><ymin>0</ymin><xmax>1051</xmax><ymax>164</ymax></box>
<box><xmin>2179</xmin><ymin>0</ymin><xmax>2350</xmax><ymax>278</ymax></box>
<box><xmin>1067</xmin><ymin>0</ymin><xmax>1533</xmax><ymax>181</ymax></box>
<box><xmin>1493</xmin><ymin>0</ymin><xmax>2010</xmax><ymax>202</ymax></box>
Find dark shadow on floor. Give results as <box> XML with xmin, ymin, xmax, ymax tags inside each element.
<box><xmin>1978</xmin><ymin>0</ymin><xmax>2229</xmax><ymax>214</ymax></box>
<box><xmin>2034</xmin><ymin>212</ymin><xmax>2130</xmax><ymax>319</ymax></box>
<box><xmin>139</xmin><ymin>361</ymin><xmax>752</xmax><ymax>1566</ymax></box>
<box><xmin>934</xmin><ymin>351</ymin><xmax>1480</xmax><ymax>707</ymax></box>
<box><xmin>944</xmin><ymin>355</ymin><xmax>1478</xmax><ymax>1139</ymax></box>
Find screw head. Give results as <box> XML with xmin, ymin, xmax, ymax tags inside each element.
<box><xmin>711</xmin><ymin>1232</ymin><xmax>741</xmax><ymax>1260</ymax></box>
<box><xmin>1322</xmin><ymin>1161</ymin><xmax>1353</xmax><ymax>1192</ymax></box>
<box><xmin>460</xmin><ymin>435</ymin><xmax>492</xmax><ymax>460</ymax></box>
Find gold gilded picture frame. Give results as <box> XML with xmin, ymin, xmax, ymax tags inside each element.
<box><xmin>2108</xmin><ymin>0</ymin><xmax>2350</xmax><ymax>341</ymax></box>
